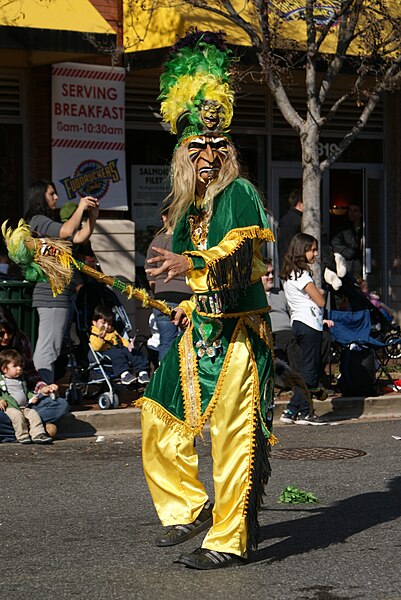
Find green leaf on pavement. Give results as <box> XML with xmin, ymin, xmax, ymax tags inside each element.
<box><xmin>278</xmin><ymin>485</ymin><xmax>319</xmax><ymax>504</ymax></box>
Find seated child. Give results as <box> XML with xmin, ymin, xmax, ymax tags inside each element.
<box><xmin>0</xmin><ymin>349</ymin><xmax>54</xmax><ymax>444</ymax></box>
<box><xmin>359</xmin><ymin>279</ymin><xmax>394</xmax><ymax>323</ymax></box>
<box><xmin>90</xmin><ymin>304</ymin><xmax>150</xmax><ymax>385</ymax></box>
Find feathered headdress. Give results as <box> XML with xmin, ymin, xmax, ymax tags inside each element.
<box><xmin>159</xmin><ymin>29</ymin><xmax>235</xmax><ymax>145</ymax></box>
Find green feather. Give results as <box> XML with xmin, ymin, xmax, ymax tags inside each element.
<box><xmin>159</xmin><ymin>43</ymin><xmax>232</xmax><ymax>99</ymax></box>
<box><xmin>7</xmin><ymin>239</ymin><xmax>47</xmax><ymax>282</ymax></box>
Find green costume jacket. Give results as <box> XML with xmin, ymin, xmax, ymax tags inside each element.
<box><xmin>136</xmin><ymin>177</ymin><xmax>275</xmax><ymax>440</ymax></box>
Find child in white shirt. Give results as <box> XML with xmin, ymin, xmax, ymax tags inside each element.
<box><xmin>280</xmin><ymin>232</ymin><xmax>334</xmax><ymax>425</ymax></box>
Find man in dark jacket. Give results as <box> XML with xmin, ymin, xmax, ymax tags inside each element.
<box><xmin>277</xmin><ymin>189</ymin><xmax>303</xmax><ymax>269</ymax></box>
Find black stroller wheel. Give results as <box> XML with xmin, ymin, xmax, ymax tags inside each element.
<box><xmin>383</xmin><ymin>334</ymin><xmax>401</xmax><ymax>360</ymax></box>
<box><xmin>98</xmin><ymin>393</ymin><xmax>112</xmax><ymax>410</ymax></box>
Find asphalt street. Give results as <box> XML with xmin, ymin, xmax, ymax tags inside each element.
<box><xmin>1</xmin><ymin>418</ymin><xmax>401</xmax><ymax>600</ymax></box>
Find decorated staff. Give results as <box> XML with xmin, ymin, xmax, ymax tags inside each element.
<box><xmin>1</xmin><ymin>219</ymin><xmax>172</xmax><ymax>317</ymax></box>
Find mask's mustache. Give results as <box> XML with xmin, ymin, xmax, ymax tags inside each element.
<box><xmin>199</xmin><ymin>167</ymin><xmax>220</xmax><ymax>175</ymax></box>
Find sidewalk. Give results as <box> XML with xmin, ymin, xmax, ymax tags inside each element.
<box><xmin>57</xmin><ymin>389</ymin><xmax>401</xmax><ymax>438</ymax></box>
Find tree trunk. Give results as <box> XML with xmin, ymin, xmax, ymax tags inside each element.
<box><xmin>300</xmin><ymin>126</ymin><xmax>323</xmax><ymax>285</ymax></box>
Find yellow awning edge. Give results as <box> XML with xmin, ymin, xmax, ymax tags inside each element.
<box><xmin>0</xmin><ymin>0</ymin><xmax>116</xmax><ymax>35</ymax></box>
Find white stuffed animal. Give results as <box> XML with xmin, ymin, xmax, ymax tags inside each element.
<box><xmin>323</xmin><ymin>252</ymin><xmax>347</xmax><ymax>290</ymax></box>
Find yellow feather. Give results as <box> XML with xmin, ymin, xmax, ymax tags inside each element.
<box><xmin>2</xmin><ymin>219</ymin><xmax>33</xmax><ymax>255</ymax></box>
<box><xmin>160</xmin><ymin>74</ymin><xmax>234</xmax><ymax>133</ymax></box>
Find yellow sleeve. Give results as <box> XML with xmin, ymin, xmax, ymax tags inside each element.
<box><xmin>89</xmin><ymin>328</ymin><xmax>106</xmax><ymax>352</ymax></box>
<box><xmin>184</xmin><ymin>226</ymin><xmax>274</xmax><ymax>294</ymax></box>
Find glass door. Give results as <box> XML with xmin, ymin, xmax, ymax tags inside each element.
<box><xmin>270</xmin><ymin>166</ymin><xmax>302</xmax><ymax>275</ymax></box>
<box><xmin>363</xmin><ymin>167</ymin><xmax>386</xmax><ymax>299</ymax></box>
<box><xmin>328</xmin><ymin>165</ymin><xmax>385</xmax><ymax>297</ymax></box>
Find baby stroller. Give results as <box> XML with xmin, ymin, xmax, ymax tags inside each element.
<box><xmin>65</xmin><ymin>280</ymin><xmax>149</xmax><ymax>410</ymax></box>
<box><xmin>328</xmin><ymin>276</ymin><xmax>401</xmax><ymax>394</ymax></box>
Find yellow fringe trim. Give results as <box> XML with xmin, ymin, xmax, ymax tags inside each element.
<box><xmin>185</xmin><ymin>226</ymin><xmax>275</xmax><ymax>268</ymax></box>
<box><xmin>136</xmin><ymin>317</ymin><xmax>278</xmax><ymax>456</ymax></box>
<box><xmin>268</xmin><ymin>433</ymin><xmax>279</xmax><ymax>446</ymax></box>
<box><xmin>185</xmin><ymin>256</ymin><xmax>194</xmax><ymax>272</ymax></box>
<box><xmin>241</xmin><ymin>331</ymin><xmax>261</xmax><ymax>517</ymax></box>
<box><xmin>134</xmin><ymin>397</ymin><xmax>196</xmax><ymax>439</ymax></box>
<box><xmin>178</xmin><ymin>322</ymin><xmax>202</xmax><ymax>429</ymax></box>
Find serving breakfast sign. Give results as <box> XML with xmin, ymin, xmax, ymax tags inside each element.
<box><xmin>51</xmin><ymin>62</ymin><xmax>128</xmax><ymax>210</ymax></box>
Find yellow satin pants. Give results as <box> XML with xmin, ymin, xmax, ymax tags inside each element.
<box><xmin>141</xmin><ymin>332</ymin><xmax>261</xmax><ymax>557</ymax></box>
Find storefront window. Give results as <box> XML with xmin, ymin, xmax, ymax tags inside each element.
<box><xmin>234</xmin><ymin>133</ymin><xmax>267</xmax><ymax>199</ymax></box>
<box><xmin>0</xmin><ymin>124</ymin><xmax>23</xmax><ymax>227</ymax></box>
<box><xmin>272</xmin><ymin>135</ymin><xmax>383</xmax><ymax>163</ymax></box>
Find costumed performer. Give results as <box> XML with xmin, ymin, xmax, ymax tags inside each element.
<box><xmin>137</xmin><ymin>29</ymin><xmax>276</xmax><ymax>570</ymax></box>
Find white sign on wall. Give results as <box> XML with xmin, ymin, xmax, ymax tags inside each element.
<box><xmin>51</xmin><ymin>62</ymin><xmax>128</xmax><ymax>210</ymax></box>
<box><xmin>131</xmin><ymin>164</ymin><xmax>170</xmax><ymax>228</ymax></box>
<box><xmin>131</xmin><ymin>164</ymin><xmax>171</xmax><ymax>264</ymax></box>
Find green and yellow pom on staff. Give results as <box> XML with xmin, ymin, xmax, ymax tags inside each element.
<box><xmin>1</xmin><ymin>218</ymin><xmax>74</xmax><ymax>296</ymax></box>
<box><xmin>1</xmin><ymin>218</ymin><xmax>172</xmax><ymax>316</ymax></box>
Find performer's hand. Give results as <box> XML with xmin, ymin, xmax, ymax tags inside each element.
<box><xmin>146</xmin><ymin>247</ymin><xmax>191</xmax><ymax>283</ymax></box>
<box><xmin>171</xmin><ymin>308</ymin><xmax>189</xmax><ymax>328</ymax></box>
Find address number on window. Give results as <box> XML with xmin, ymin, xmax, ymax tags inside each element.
<box><xmin>318</xmin><ymin>142</ymin><xmax>340</xmax><ymax>158</ymax></box>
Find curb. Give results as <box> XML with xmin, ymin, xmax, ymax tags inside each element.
<box><xmin>58</xmin><ymin>407</ymin><xmax>142</xmax><ymax>438</ymax></box>
<box><xmin>57</xmin><ymin>392</ymin><xmax>401</xmax><ymax>438</ymax></box>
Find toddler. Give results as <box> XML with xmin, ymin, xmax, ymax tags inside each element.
<box><xmin>90</xmin><ymin>304</ymin><xmax>150</xmax><ymax>385</ymax></box>
<box><xmin>359</xmin><ymin>279</ymin><xmax>394</xmax><ymax>322</ymax></box>
<box><xmin>0</xmin><ymin>349</ymin><xmax>53</xmax><ymax>444</ymax></box>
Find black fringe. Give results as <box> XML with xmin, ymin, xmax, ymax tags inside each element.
<box><xmin>206</xmin><ymin>238</ymin><xmax>253</xmax><ymax>307</ymax></box>
<box><xmin>246</xmin><ymin>416</ymin><xmax>272</xmax><ymax>553</ymax></box>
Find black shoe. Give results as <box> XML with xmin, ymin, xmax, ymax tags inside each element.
<box><xmin>296</xmin><ymin>413</ymin><xmax>328</xmax><ymax>426</ymax></box>
<box><xmin>175</xmin><ymin>547</ymin><xmax>246</xmax><ymax>570</ymax></box>
<box><xmin>32</xmin><ymin>433</ymin><xmax>53</xmax><ymax>444</ymax></box>
<box><xmin>120</xmin><ymin>372</ymin><xmax>137</xmax><ymax>385</ymax></box>
<box><xmin>156</xmin><ymin>503</ymin><xmax>214</xmax><ymax>547</ymax></box>
<box><xmin>279</xmin><ymin>410</ymin><xmax>298</xmax><ymax>424</ymax></box>
<box><xmin>138</xmin><ymin>371</ymin><xmax>150</xmax><ymax>385</ymax></box>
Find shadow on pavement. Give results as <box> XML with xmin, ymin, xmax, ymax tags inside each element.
<box><xmin>57</xmin><ymin>413</ymin><xmax>97</xmax><ymax>438</ymax></box>
<box><xmin>251</xmin><ymin>476</ymin><xmax>401</xmax><ymax>564</ymax></box>
<box><xmin>331</xmin><ymin>395</ymin><xmax>365</xmax><ymax>419</ymax></box>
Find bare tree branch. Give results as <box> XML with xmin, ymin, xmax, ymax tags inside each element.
<box><xmin>321</xmin><ymin>52</ymin><xmax>401</xmax><ymax>171</ymax></box>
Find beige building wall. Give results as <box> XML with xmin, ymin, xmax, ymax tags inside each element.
<box><xmin>90</xmin><ymin>219</ymin><xmax>152</xmax><ymax>337</ymax></box>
